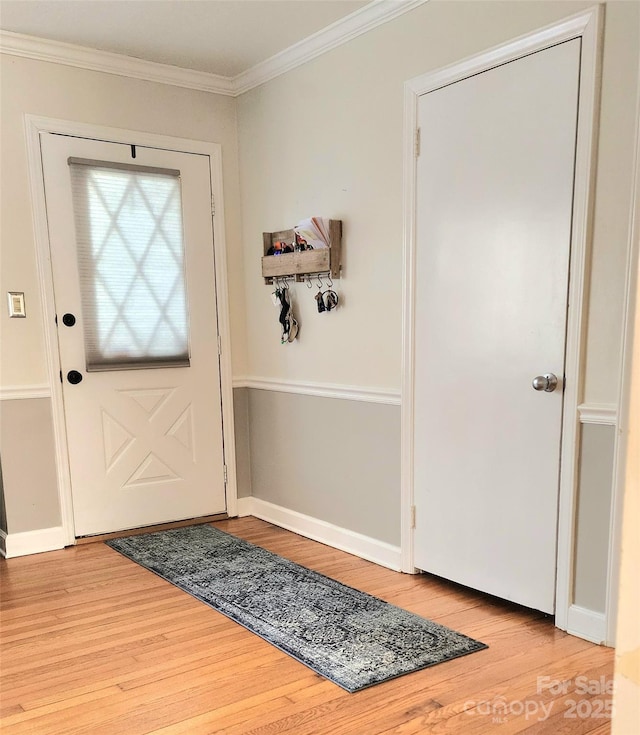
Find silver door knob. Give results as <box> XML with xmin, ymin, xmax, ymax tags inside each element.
<box><xmin>532</xmin><ymin>373</ymin><xmax>558</xmax><ymax>392</ymax></box>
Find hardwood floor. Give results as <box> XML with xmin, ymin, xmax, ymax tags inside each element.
<box><xmin>0</xmin><ymin>517</ymin><xmax>614</xmax><ymax>734</ymax></box>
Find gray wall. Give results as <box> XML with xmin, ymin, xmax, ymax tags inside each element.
<box><xmin>0</xmin><ymin>389</ymin><xmax>254</xmax><ymax>535</ymax></box>
<box><xmin>0</xmin><ymin>398</ymin><xmax>61</xmax><ymax>533</ymax></box>
<box><xmin>232</xmin><ymin>387</ymin><xmax>252</xmax><ymax>499</ymax></box>
<box><xmin>573</xmin><ymin>423</ymin><xmax>616</xmax><ymax>613</ymax></box>
<box><xmin>0</xmin><ymin>456</ymin><xmax>7</xmax><ymax>534</ymax></box>
<box><xmin>247</xmin><ymin>389</ymin><xmax>401</xmax><ymax>546</ymax></box>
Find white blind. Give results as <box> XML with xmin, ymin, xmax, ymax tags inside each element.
<box><xmin>69</xmin><ymin>159</ymin><xmax>190</xmax><ymax>371</ymax></box>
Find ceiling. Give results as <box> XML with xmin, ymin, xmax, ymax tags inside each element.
<box><xmin>0</xmin><ymin>0</ymin><xmax>370</xmax><ymax>78</ymax></box>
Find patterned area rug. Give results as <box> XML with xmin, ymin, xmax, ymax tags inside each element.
<box><xmin>107</xmin><ymin>524</ymin><xmax>487</xmax><ymax>692</ymax></box>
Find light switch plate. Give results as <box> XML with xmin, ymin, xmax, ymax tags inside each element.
<box><xmin>7</xmin><ymin>292</ymin><xmax>26</xmax><ymax>318</ymax></box>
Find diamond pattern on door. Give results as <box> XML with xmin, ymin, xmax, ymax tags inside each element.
<box><xmin>120</xmin><ymin>388</ymin><xmax>174</xmax><ymax>418</ymax></box>
<box><xmin>124</xmin><ymin>452</ymin><xmax>178</xmax><ymax>488</ymax></box>
<box><xmin>99</xmin><ymin>387</ymin><xmax>191</xmax><ymax>489</ymax></box>
<box><xmin>166</xmin><ymin>405</ymin><xmax>195</xmax><ymax>460</ymax></box>
<box><xmin>102</xmin><ymin>411</ymin><xmax>134</xmax><ymax>471</ymax></box>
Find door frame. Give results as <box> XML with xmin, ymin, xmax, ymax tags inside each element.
<box><xmin>25</xmin><ymin>116</ymin><xmax>238</xmax><ymax>544</ymax></box>
<box><xmin>401</xmin><ymin>8</ymin><xmax>603</xmax><ymax>634</ymax></box>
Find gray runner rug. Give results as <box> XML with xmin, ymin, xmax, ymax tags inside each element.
<box><xmin>106</xmin><ymin>524</ymin><xmax>487</xmax><ymax>692</ymax></box>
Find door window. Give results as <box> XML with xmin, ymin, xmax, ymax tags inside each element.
<box><xmin>69</xmin><ymin>158</ymin><xmax>190</xmax><ymax>371</ymax></box>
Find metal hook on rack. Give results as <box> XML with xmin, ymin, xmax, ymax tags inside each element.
<box><xmin>316</xmin><ymin>273</ymin><xmax>324</xmax><ymax>289</ymax></box>
<box><xmin>305</xmin><ymin>275</ymin><xmax>313</xmax><ymax>289</ymax></box>
<box><xmin>326</xmin><ymin>273</ymin><xmax>334</xmax><ymax>289</ymax></box>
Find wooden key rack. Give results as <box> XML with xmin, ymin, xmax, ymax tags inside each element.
<box><xmin>261</xmin><ymin>220</ymin><xmax>342</xmax><ymax>284</ymax></box>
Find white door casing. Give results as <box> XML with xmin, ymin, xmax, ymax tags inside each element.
<box><xmin>40</xmin><ymin>132</ymin><xmax>228</xmax><ymax>536</ymax></box>
<box><xmin>401</xmin><ymin>7</ymin><xmax>603</xmax><ymax>631</ymax></box>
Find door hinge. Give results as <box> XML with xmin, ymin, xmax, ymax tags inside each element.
<box><xmin>59</xmin><ymin>370</ymin><xmax>63</xmax><ymax>384</ymax></box>
<box><xmin>410</xmin><ymin>505</ymin><xmax>416</xmax><ymax>529</ymax></box>
<box><xmin>211</xmin><ymin>194</ymin><xmax>216</xmax><ymax>217</ymax></box>
<box><xmin>55</xmin><ymin>314</ymin><xmax>58</xmax><ymax>326</ymax></box>
<box><xmin>217</xmin><ymin>334</ymin><xmax>222</xmax><ymax>357</ymax></box>
<box><xmin>223</xmin><ymin>465</ymin><xmax>228</xmax><ymax>485</ymax></box>
<box><xmin>415</xmin><ymin>128</ymin><xmax>421</xmax><ymax>158</ymax></box>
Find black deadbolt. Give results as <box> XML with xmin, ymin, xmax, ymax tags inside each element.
<box><xmin>67</xmin><ymin>370</ymin><xmax>83</xmax><ymax>385</ymax></box>
<box><xmin>62</xmin><ymin>313</ymin><xmax>76</xmax><ymax>327</ymax></box>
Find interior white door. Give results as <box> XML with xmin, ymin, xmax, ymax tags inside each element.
<box><xmin>413</xmin><ymin>40</ymin><xmax>581</xmax><ymax>613</ymax></box>
<box><xmin>41</xmin><ymin>133</ymin><xmax>227</xmax><ymax>536</ymax></box>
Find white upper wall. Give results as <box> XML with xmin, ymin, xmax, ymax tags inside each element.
<box><xmin>0</xmin><ymin>55</ymin><xmax>247</xmax><ymax>386</ymax></box>
<box><xmin>1</xmin><ymin>0</ymin><xmax>639</xmax><ymax>402</ymax></box>
<box><xmin>237</xmin><ymin>0</ymin><xmax>640</xmax><ymax>401</ymax></box>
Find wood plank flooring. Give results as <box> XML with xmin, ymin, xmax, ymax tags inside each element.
<box><xmin>0</xmin><ymin>517</ymin><xmax>614</xmax><ymax>734</ymax></box>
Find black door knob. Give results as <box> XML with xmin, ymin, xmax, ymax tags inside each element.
<box><xmin>62</xmin><ymin>313</ymin><xmax>76</xmax><ymax>327</ymax></box>
<box><xmin>67</xmin><ymin>370</ymin><xmax>83</xmax><ymax>385</ymax></box>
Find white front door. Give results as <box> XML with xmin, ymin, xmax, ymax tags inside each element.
<box><xmin>413</xmin><ymin>40</ymin><xmax>581</xmax><ymax>613</ymax></box>
<box><xmin>41</xmin><ymin>133</ymin><xmax>227</xmax><ymax>536</ymax></box>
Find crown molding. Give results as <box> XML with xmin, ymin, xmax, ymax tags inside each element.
<box><xmin>232</xmin><ymin>0</ymin><xmax>429</xmax><ymax>95</ymax></box>
<box><xmin>0</xmin><ymin>29</ymin><xmax>236</xmax><ymax>96</ymax></box>
<box><xmin>0</xmin><ymin>0</ymin><xmax>428</xmax><ymax>97</ymax></box>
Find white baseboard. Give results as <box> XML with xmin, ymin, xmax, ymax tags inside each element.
<box><xmin>236</xmin><ymin>497</ymin><xmax>402</xmax><ymax>572</ymax></box>
<box><xmin>0</xmin><ymin>526</ymin><xmax>66</xmax><ymax>558</ymax></box>
<box><xmin>235</xmin><ymin>497</ymin><xmax>254</xmax><ymax>518</ymax></box>
<box><xmin>566</xmin><ymin>604</ymin><xmax>608</xmax><ymax>645</ymax></box>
